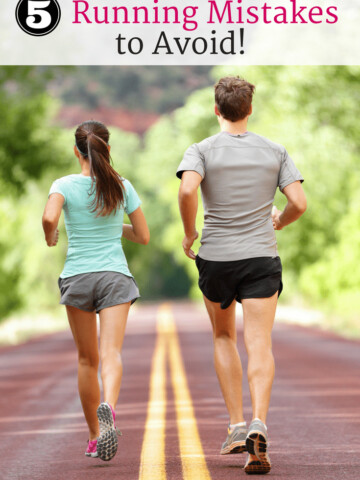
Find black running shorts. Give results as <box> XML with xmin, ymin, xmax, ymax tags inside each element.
<box><xmin>195</xmin><ymin>255</ymin><xmax>283</xmax><ymax>310</ymax></box>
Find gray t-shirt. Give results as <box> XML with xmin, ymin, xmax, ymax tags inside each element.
<box><xmin>176</xmin><ymin>131</ymin><xmax>304</xmax><ymax>261</ymax></box>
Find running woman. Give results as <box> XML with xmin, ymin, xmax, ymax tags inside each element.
<box><xmin>177</xmin><ymin>77</ymin><xmax>306</xmax><ymax>474</ymax></box>
<box><xmin>42</xmin><ymin>120</ymin><xmax>149</xmax><ymax>461</ymax></box>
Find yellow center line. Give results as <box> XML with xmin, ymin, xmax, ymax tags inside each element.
<box><xmin>138</xmin><ymin>303</ymin><xmax>211</xmax><ymax>480</ymax></box>
<box><xmin>138</xmin><ymin>307</ymin><xmax>167</xmax><ymax>480</ymax></box>
<box><xmin>165</xmin><ymin>306</ymin><xmax>212</xmax><ymax>480</ymax></box>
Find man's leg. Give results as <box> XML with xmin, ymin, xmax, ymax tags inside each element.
<box><xmin>242</xmin><ymin>293</ymin><xmax>277</xmax><ymax>423</ymax></box>
<box><xmin>203</xmin><ymin>296</ymin><xmax>245</xmax><ymax>425</ymax></box>
<box><xmin>242</xmin><ymin>292</ymin><xmax>277</xmax><ymax>473</ymax></box>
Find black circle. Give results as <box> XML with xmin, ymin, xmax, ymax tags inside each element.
<box><xmin>16</xmin><ymin>0</ymin><xmax>61</xmax><ymax>37</ymax></box>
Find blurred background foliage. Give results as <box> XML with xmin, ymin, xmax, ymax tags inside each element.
<box><xmin>0</xmin><ymin>66</ymin><xmax>359</xmax><ymax>335</ymax></box>
<box><xmin>51</xmin><ymin>66</ymin><xmax>212</xmax><ymax>113</ymax></box>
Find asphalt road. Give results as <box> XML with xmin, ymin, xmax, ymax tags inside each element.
<box><xmin>1</xmin><ymin>302</ymin><xmax>359</xmax><ymax>480</ymax></box>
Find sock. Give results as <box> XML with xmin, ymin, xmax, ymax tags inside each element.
<box><xmin>229</xmin><ymin>421</ymin><xmax>246</xmax><ymax>429</ymax></box>
<box><xmin>253</xmin><ymin>418</ymin><xmax>267</xmax><ymax>430</ymax></box>
<box><xmin>106</xmin><ymin>402</ymin><xmax>116</xmax><ymax>422</ymax></box>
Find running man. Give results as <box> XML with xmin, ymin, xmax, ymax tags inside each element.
<box><xmin>177</xmin><ymin>76</ymin><xmax>306</xmax><ymax>474</ymax></box>
<box><xmin>42</xmin><ymin>120</ymin><xmax>149</xmax><ymax>461</ymax></box>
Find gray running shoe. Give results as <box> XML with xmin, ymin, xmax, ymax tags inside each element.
<box><xmin>220</xmin><ymin>424</ymin><xmax>247</xmax><ymax>455</ymax></box>
<box><xmin>244</xmin><ymin>419</ymin><xmax>271</xmax><ymax>474</ymax></box>
<box><xmin>96</xmin><ymin>403</ymin><xmax>118</xmax><ymax>461</ymax></box>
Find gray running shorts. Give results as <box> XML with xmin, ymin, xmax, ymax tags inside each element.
<box><xmin>58</xmin><ymin>271</ymin><xmax>140</xmax><ymax>313</ymax></box>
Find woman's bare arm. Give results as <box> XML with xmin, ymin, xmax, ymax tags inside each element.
<box><xmin>42</xmin><ymin>193</ymin><xmax>64</xmax><ymax>246</ymax></box>
<box><xmin>122</xmin><ymin>207</ymin><xmax>150</xmax><ymax>245</ymax></box>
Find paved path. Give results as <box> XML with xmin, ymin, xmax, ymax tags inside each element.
<box><xmin>1</xmin><ymin>302</ymin><xmax>359</xmax><ymax>479</ymax></box>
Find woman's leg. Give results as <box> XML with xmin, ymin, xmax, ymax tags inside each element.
<box><xmin>99</xmin><ymin>302</ymin><xmax>131</xmax><ymax>409</ymax></box>
<box><xmin>66</xmin><ymin>305</ymin><xmax>100</xmax><ymax>441</ymax></box>
<box><xmin>203</xmin><ymin>296</ymin><xmax>245</xmax><ymax>424</ymax></box>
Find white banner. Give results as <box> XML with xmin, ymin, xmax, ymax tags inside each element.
<box><xmin>1</xmin><ymin>0</ymin><xmax>358</xmax><ymax>65</ymax></box>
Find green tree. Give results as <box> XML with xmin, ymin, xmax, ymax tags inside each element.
<box><xmin>0</xmin><ymin>67</ymin><xmax>69</xmax><ymax>195</ymax></box>
<box><xmin>0</xmin><ymin>67</ymin><xmax>69</xmax><ymax>319</ymax></box>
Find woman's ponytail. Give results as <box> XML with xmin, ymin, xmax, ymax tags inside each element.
<box><xmin>75</xmin><ymin>121</ymin><xmax>125</xmax><ymax>217</ymax></box>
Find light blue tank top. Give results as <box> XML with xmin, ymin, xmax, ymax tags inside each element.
<box><xmin>49</xmin><ymin>174</ymin><xmax>141</xmax><ymax>278</ymax></box>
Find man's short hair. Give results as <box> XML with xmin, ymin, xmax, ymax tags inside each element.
<box><xmin>215</xmin><ymin>76</ymin><xmax>255</xmax><ymax>122</ymax></box>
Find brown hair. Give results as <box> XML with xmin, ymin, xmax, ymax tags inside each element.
<box><xmin>214</xmin><ymin>76</ymin><xmax>255</xmax><ymax>122</ymax></box>
<box><xmin>75</xmin><ymin>120</ymin><xmax>124</xmax><ymax>216</ymax></box>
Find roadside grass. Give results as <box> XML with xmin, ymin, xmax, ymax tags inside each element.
<box><xmin>0</xmin><ymin>307</ymin><xmax>68</xmax><ymax>346</ymax></box>
<box><xmin>0</xmin><ymin>296</ymin><xmax>359</xmax><ymax>347</ymax></box>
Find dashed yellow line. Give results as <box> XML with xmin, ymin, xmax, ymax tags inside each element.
<box><xmin>138</xmin><ymin>304</ymin><xmax>211</xmax><ymax>480</ymax></box>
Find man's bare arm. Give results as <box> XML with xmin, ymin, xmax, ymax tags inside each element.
<box><xmin>178</xmin><ymin>171</ymin><xmax>202</xmax><ymax>259</ymax></box>
<box><xmin>272</xmin><ymin>181</ymin><xmax>307</xmax><ymax>230</ymax></box>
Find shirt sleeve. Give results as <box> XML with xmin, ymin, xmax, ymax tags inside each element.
<box><xmin>48</xmin><ymin>179</ymin><xmax>67</xmax><ymax>205</ymax></box>
<box><xmin>278</xmin><ymin>149</ymin><xmax>304</xmax><ymax>192</ymax></box>
<box><xmin>124</xmin><ymin>180</ymin><xmax>142</xmax><ymax>215</ymax></box>
<box><xmin>176</xmin><ymin>143</ymin><xmax>205</xmax><ymax>179</ymax></box>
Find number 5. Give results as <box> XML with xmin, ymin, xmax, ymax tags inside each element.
<box><xmin>26</xmin><ymin>1</ymin><xmax>51</xmax><ymax>29</ymax></box>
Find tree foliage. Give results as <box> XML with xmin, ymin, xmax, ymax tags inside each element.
<box><xmin>0</xmin><ymin>67</ymin><xmax>69</xmax><ymax>195</ymax></box>
<box><xmin>51</xmin><ymin>66</ymin><xmax>212</xmax><ymax>114</ymax></box>
<box><xmin>1</xmin><ymin>66</ymin><xmax>359</xmax><ymax>328</ymax></box>
<box><xmin>0</xmin><ymin>67</ymin><xmax>70</xmax><ymax>318</ymax></box>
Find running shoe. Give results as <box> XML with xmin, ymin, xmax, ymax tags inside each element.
<box><xmin>220</xmin><ymin>424</ymin><xmax>247</xmax><ymax>454</ymax></box>
<box><xmin>85</xmin><ymin>439</ymin><xmax>98</xmax><ymax>458</ymax></box>
<box><xmin>96</xmin><ymin>402</ymin><xmax>119</xmax><ymax>461</ymax></box>
<box><xmin>244</xmin><ymin>419</ymin><xmax>271</xmax><ymax>474</ymax></box>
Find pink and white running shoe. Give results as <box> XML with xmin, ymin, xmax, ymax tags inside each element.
<box><xmin>85</xmin><ymin>439</ymin><xmax>98</xmax><ymax>458</ymax></box>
